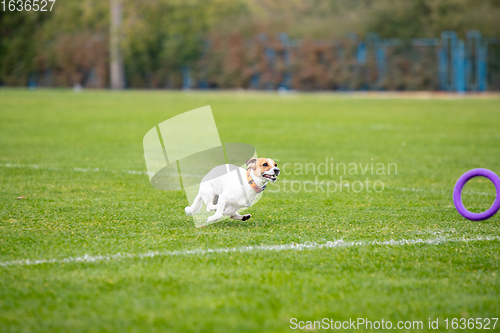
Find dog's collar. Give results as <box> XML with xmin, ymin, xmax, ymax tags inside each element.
<box><xmin>246</xmin><ymin>168</ymin><xmax>266</xmax><ymax>193</ymax></box>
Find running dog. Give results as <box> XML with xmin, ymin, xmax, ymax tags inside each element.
<box><xmin>185</xmin><ymin>158</ymin><xmax>280</xmax><ymax>224</ymax></box>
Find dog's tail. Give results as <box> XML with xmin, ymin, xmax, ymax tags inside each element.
<box><xmin>185</xmin><ymin>193</ymin><xmax>202</xmax><ymax>216</ymax></box>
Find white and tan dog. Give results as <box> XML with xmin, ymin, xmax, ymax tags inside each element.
<box><xmin>185</xmin><ymin>158</ymin><xmax>280</xmax><ymax>224</ymax></box>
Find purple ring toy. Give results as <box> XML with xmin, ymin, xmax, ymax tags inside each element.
<box><xmin>453</xmin><ymin>168</ymin><xmax>500</xmax><ymax>221</ymax></box>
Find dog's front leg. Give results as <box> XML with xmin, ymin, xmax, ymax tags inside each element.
<box><xmin>206</xmin><ymin>197</ymin><xmax>226</xmax><ymax>223</ymax></box>
<box><xmin>230</xmin><ymin>211</ymin><xmax>251</xmax><ymax>221</ymax></box>
<box><xmin>222</xmin><ymin>207</ymin><xmax>248</xmax><ymax>220</ymax></box>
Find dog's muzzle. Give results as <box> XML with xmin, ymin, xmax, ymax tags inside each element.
<box><xmin>263</xmin><ymin>168</ymin><xmax>280</xmax><ymax>182</ymax></box>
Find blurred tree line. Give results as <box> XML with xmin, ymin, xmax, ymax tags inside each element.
<box><xmin>0</xmin><ymin>0</ymin><xmax>244</xmax><ymax>88</ymax></box>
<box><xmin>0</xmin><ymin>0</ymin><xmax>499</xmax><ymax>89</ymax></box>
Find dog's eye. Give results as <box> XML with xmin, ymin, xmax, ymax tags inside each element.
<box><xmin>274</xmin><ymin>164</ymin><xmax>278</xmax><ymax>167</ymax></box>
<box><xmin>263</xmin><ymin>163</ymin><xmax>268</xmax><ymax>167</ymax></box>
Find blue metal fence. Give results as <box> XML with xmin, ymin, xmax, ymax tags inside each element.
<box><xmin>183</xmin><ymin>30</ymin><xmax>496</xmax><ymax>92</ymax></box>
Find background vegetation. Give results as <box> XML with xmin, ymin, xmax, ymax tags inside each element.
<box><xmin>0</xmin><ymin>0</ymin><xmax>499</xmax><ymax>89</ymax></box>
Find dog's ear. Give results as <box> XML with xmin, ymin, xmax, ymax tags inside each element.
<box><xmin>246</xmin><ymin>158</ymin><xmax>257</xmax><ymax>169</ymax></box>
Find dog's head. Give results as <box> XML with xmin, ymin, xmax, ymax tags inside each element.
<box><xmin>246</xmin><ymin>158</ymin><xmax>280</xmax><ymax>182</ymax></box>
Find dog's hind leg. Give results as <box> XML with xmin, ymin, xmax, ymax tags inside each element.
<box><xmin>185</xmin><ymin>193</ymin><xmax>202</xmax><ymax>216</ymax></box>
<box><xmin>206</xmin><ymin>195</ymin><xmax>218</xmax><ymax>212</ymax></box>
<box><xmin>206</xmin><ymin>197</ymin><xmax>227</xmax><ymax>223</ymax></box>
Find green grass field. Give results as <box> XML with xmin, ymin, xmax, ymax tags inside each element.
<box><xmin>1</xmin><ymin>89</ymin><xmax>500</xmax><ymax>332</ymax></box>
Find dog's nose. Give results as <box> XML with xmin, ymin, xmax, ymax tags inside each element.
<box><xmin>274</xmin><ymin>168</ymin><xmax>280</xmax><ymax>175</ymax></box>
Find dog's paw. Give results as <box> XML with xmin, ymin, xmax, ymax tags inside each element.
<box><xmin>242</xmin><ymin>214</ymin><xmax>251</xmax><ymax>221</ymax></box>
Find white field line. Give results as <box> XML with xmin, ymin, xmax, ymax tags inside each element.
<box><xmin>0</xmin><ymin>162</ymin><xmax>149</xmax><ymax>175</ymax></box>
<box><xmin>1</xmin><ymin>235</ymin><xmax>499</xmax><ymax>268</ymax></box>
<box><xmin>0</xmin><ymin>163</ymin><xmax>201</xmax><ymax>178</ymax></box>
